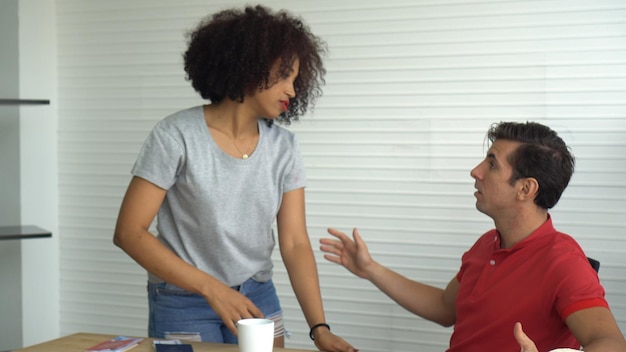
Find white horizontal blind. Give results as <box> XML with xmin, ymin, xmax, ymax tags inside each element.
<box><xmin>57</xmin><ymin>0</ymin><xmax>626</xmax><ymax>351</ymax></box>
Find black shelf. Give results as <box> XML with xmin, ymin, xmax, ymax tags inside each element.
<box><xmin>0</xmin><ymin>99</ymin><xmax>50</xmax><ymax>105</ymax></box>
<box><xmin>0</xmin><ymin>99</ymin><xmax>52</xmax><ymax>241</ymax></box>
<box><xmin>0</xmin><ymin>225</ymin><xmax>52</xmax><ymax>240</ymax></box>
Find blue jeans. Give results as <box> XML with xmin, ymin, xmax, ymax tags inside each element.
<box><xmin>147</xmin><ymin>278</ymin><xmax>283</xmax><ymax>344</ymax></box>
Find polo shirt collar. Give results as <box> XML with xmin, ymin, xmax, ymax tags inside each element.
<box><xmin>493</xmin><ymin>214</ymin><xmax>554</xmax><ymax>252</ymax></box>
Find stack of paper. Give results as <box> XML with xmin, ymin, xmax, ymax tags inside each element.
<box><xmin>85</xmin><ymin>336</ymin><xmax>143</xmax><ymax>352</ymax></box>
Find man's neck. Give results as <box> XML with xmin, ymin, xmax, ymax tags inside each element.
<box><xmin>495</xmin><ymin>207</ymin><xmax>549</xmax><ymax>249</ymax></box>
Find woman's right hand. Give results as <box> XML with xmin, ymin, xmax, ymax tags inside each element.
<box><xmin>203</xmin><ymin>281</ymin><xmax>264</xmax><ymax>336</ymax></box>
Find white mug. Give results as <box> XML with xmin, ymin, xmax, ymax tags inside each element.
<box><xmin>237</xmin><ymin>318</ymin><xmax>274</xmax><ymax>352</ymax></box>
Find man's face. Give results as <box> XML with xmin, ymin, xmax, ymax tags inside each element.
<box><xmin>470</xmin><ymin>139</ymin><xmax>523</xmax><ymax>219</ymax></box>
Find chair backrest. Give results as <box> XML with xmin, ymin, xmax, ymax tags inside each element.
<box><xmin>588</xmin><ymin>257</ymin><xmax>600</xmax><ymax>273</ymax></box>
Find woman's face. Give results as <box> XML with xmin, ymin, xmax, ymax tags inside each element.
<box><xmin>246</xmin><ymin>57</ymin><xmax>299</xmax><ymax>119</ymax></box>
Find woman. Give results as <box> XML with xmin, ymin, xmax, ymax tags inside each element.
<box><xmin>113</xmin><ymin>5</ymin><xmax>357</xmax><ymax>352</ymax></box>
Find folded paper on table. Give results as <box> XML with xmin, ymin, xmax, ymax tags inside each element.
<box><xmin>85</xmin><ymin>336</ymin><xmax>143</xmax><ymax>352</ymax></box>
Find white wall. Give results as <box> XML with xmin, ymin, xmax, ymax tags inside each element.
<box><xmin>19</xmin><ymin>0</ymin><xmax>60</xmax><ymax>347</ymax></box>
<box><xmin>0</xmin><ymin>1</ymin><xmax>23</xmax><ymax>349</ymax></box>
<box><xmin>18</xmin><ymin>0</ymin><xmax>626</xmax><ymax>351</ymax></box>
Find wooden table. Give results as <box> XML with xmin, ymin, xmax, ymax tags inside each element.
<box><xmin>13</xmin><ymin>332</ymin><xmax>315</xmax><ymax>352</ymax></box>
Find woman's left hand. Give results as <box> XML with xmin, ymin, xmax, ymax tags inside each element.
<box><xmin>313</xmin><ymin>328</ymin><xmax>359</xmax><ymax>352</ymax></box>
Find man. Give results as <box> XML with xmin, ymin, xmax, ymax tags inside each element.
<box><xmin>320</xmin><ymin>122</ymin><xmax>626</xmax><ymax>351</ymax></box>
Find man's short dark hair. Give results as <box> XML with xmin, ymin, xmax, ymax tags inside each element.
<box><xmin>488</xmin><ymin>121</ymin><xmax>575</xmax><ymax>209</ymax></box>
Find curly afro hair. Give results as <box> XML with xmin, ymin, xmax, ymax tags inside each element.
<box><xmin>183</xmin><ymin>5</ymin><xmax>327</xmax><ymax>125</ymax></box>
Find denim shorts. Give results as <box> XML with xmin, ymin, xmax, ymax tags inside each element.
<box><xmin>147</xmin><ymin>278</ymin><xmax>284</xmax><ymax>343</ymax></box>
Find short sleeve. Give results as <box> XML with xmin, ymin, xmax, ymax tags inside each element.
<box><xmin>282</xmin><ymin>135</ymin><xmax>307</xmax><ymax>193</ymax></box>
<box><xmin>552</xmin><ymin>253</ymin><xmax>608</xmax><ymax>319</ymax></box>
<box><xmin>131</xmin><ymin>121</ymin><xmax>186</xmax><ymax>190</ymax></box>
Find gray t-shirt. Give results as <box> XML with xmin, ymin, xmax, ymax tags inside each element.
<box><xmin>132</xmin><ymin>106</ymin><xmax>307</xmax><ymax>286</ymax></box>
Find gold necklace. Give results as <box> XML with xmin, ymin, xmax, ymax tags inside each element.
<box><xmin>230</xmin><ymin>134</ymin><xmax>256</xmax><ymax>159</ymax></box>
<box><xmin>206</xmin><ymin>109</ymin><xmax>257</xmax><ymax>159</ymax></box>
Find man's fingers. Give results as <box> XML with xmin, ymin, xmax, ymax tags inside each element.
<box><xmin>514</xmin><ymin>322</ymin><xmax>538</xmax><ymax>352</ymax></box>
<box><xmin>327</xmin><ymin>227</ymin><xmax>351</xmax><ymax>241</ymax></box>
<box><xmin>352</xmin><ymin>228</ymin><xmax>363</xmax><ymax>245</ymax></box>
<box><xmin>320</xmin><ymin>246</ymin><xmax>342</xmax><ymax>257</ymax></box>
<box><xmin>323</xmin><ymin>254</ymin><xmax>342</xmax><ymax>265</ymax></box>
<box><xmin>320</xmin><ymin>238</ymin><xmax>343</xmax><ymax>250</ymax></box>
<box><xmin>352</xmin><ymin>228</ymin><xmax>369</xmax><ymax>252</ymax></box>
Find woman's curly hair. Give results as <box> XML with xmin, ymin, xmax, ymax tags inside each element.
<box><xmin>183</xmin><ymin>5</ymin><xmax>327</xmax><ymax>125</ymax></box>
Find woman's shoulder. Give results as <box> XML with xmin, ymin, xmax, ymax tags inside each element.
<box><xmin>160</xmin><ymin>106</ymin><xmax>204</xmax><ymax>126</ymax></box>
<box><xmin>150</xmin><ymin>106</ymin><xmax>205</xmax><ymax>137</ymax></box>
<box><xmin>261</xmin><ymin>120</ymin><xmax>298</xmax><ymax>142</ymax></box>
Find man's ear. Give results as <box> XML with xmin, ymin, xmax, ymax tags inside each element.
<box><xmin>517</xmin><ymin>177</ymin><xmax>539</xmax><ymax>201</ymax></box>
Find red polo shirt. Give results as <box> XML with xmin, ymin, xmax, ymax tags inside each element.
<box><xmin>448</xmin><ymin>216</ymin><xmax>608</xmax><ymax>352</ymax></box>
